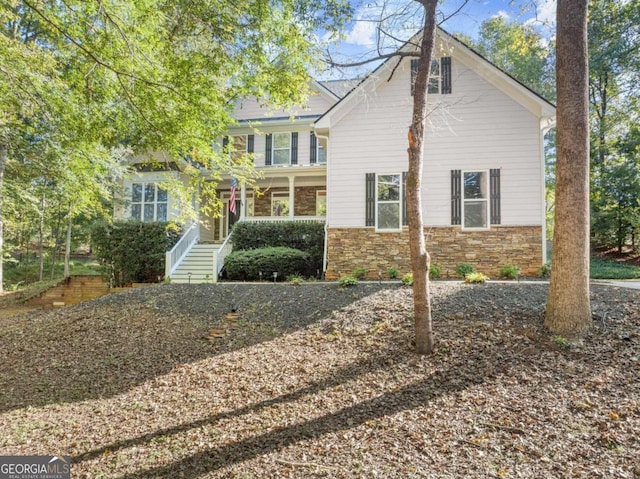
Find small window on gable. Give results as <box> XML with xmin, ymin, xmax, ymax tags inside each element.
<box><xmin>131</xmin><ymin>183</ymin><xmax>168</xmax><ymax>222</ymax></box>
<box><xmin>411</xmin><ymin>56</ymin><xmax>452</xmax><ymax>95</ymax></box>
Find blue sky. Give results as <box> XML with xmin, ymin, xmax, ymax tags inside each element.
<box><xmin>338</xmin><ymin>0</ymin><xmax>555</xmax><ymax>48</ymax></box>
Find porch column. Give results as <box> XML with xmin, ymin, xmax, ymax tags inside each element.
<box><xmin>240</xmin><ymin>181</ymin><xmax>246</xmax><ymax>221</ymax></box>
<box><xmin>288</xmin><ymin>175</ymin><xmax>295</xmax><ymax>219</ymax></box>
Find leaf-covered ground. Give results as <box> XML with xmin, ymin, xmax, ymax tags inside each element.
<box><xmin>1</xmin><ymin>282</ymin><xmax>639</xmax><ymax>478</ymax></box>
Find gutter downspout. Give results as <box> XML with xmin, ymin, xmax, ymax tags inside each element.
<box><xmin>316</xmin><ymin>132</ymin><xmax>330</xmax><ymax>278</ymax></box>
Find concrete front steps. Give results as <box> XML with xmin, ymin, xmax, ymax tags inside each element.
<box><xmin>170</xmin><ymin>243</ymin><xmax>220</xmax><ymax>284</ymax></box>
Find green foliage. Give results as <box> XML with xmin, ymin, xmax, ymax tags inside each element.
<box><xmin>287</xmin><ymin>274</ymin><xmax>304</xmax><ymax>285</ymax></box>
<box><xmin>464</xmin><ymin>272</ymin><xmax>489</xmax><ymax>284</ymax></box>
<box><xmin>429</xmin><ymin>264</ymin><xmax>441</xmax><ymax>280</ymax></box>
<box><xmin>455</xmin><ymin>263</ymin><xmax>476</xmax><ymax>279</ymax></box>
<box><xmin>338</xmin><ymin>275</ymin><xmax>359</xmax><ymax>287</ymax></box>
<box><xmin>553</xmin><ymin>335</ymin><xmax>569</xmax><ymax>348</ymax></box>
<box><xmin>590</xmin><ymin>257</ymin><xmax>640</xmax><ymax>279</ymax></box>
<box><xmin>402</xmin><ymin>273</ymin><xmax>413</xmax><ymax>286</ymax></box>
<box><xmin>472</xmin><ymin>16</ymin><xmax>555</xmax><ymax>101</ymax></box>
<box><xmin>352</xmin><ymin>267</ymin><xmax>367</xmax><ymax>280</ymax></box>
<box><xmin>224</xmin><ymin>247</ymin><xmax>312</xmax><ymax>281</ymax></box>
<box><xmin>231</xmin><ymin>222</ymin><xmax>324</xmax><ymax>273</ymax></box>
<box><xmin>90</xmin><ymin>221</ymin><xmax>181</xmax><ymax>287</ymax></box>
<box><xmin>387</xmin><ymin>267</ymin><xmax>399</xmax><ymax>279</ymax></box>
<box><xmin>536</xmin><ymin>262</ymin><xmax>552</xmax><ymax>278</ymax></box>
<box><xmin>499</xmin><ymin>264</ymin><xmax>520</xmax><ymax>280</ymax></box>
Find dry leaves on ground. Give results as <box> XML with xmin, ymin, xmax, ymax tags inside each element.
<box><xmin>0</xmin><ymin>282</ymin><xmax>639</xmax><ymax>478</ymax></box>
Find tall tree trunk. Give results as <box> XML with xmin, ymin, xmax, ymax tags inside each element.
<box><xmin>0</xmin><ymin>144</ymin><xmax>6</xmax><ymax>293</ymax></box>
<box><xmin>545</xmin><ymin>0</ymin><xmax>592</xmax><ymax>337</ymax></box>
<box><xmin>64</xmin><ymin>204</ymin><xmax>72</xmax><ymax>278</ymax></box>
<box><xmin>407</xmin><ymin>0</ymin><xmax>437</xmax><ymax>354</ymax></box>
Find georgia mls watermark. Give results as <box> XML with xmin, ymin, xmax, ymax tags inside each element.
<box><xmin>0</xmin><ymin>456</ymin><xmax>70</xmax><ymax>479</ymax></box>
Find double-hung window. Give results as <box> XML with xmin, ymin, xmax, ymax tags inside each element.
<box><xmin>462</xmin><ymin>171</ymin><xmax>489</xmax><ymax>229</ymax></box>
<box><xmin>230</xmin><ymin>135</ymin><xmax>247</xmax><ymax>163</ymax></box>
<box><xmin>131</xmin><ymin>183</ymin><xmax>168</xmax><ymax>222</ymax></box>
<box><xmin>376</xmin><ymin>174</ymin><xmax>402</xmax><ymax>230</ymax></box>
<box><xmin>273</xmin><ymin>132</ymin><xmax>291</xmax><ymax>165</ymax></box>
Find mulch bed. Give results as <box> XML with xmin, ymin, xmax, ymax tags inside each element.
<box><xmin>0</xmin><ymin>282</ymin><xmax>638</xmax><ymax>478</ymax></box>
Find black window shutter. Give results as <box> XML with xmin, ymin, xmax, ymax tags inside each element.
<box><xmin>451</xmin><ymin>169</ymin><xmax>461</xmax><ymax>225</ymax></box>
<box><xmin>410</xmin><ymin>59</ymin><xmax>419</xmax><ymax>96</ymax></box>
<box><xmin>247</xmin><ymin>134</ymin><xmax>254</xmax><ymax>153</ymax></box>
<box><xmin>402</xmin><ymin>171</ymin><xmax>408</xmax><ymax>226</ymax></box>
<box><xmin>291</xmin><ymin>132</ymin><xmax>298</xmax><ymax>165</ymax></box>
<box><xmin>222</xmin><ymin>136</ymin><xmax>229</xmax><ymax>151</ymax></box>
<box><xmin>310</xmin><ymin>132</ymin><xmax>317</xmax><ymax>164</ymax></box>
<box><xmin>265</xmin><ymin>134</ymin><xmax>272</xmax><ymax>166</ymax></box>
<box><xmin>441</xmin><ymin>57</ymin><xmax>452</xmax><ymax>94</ymax></box>
<box><xmin>490</xmin><ymin>168</ymin><xmax>501</xmax><ymax>225</ymax></box>
<box><xmin>365</xmin><ymin>173</ymin><xmax>376</xmax><ymax>227</ymax></box>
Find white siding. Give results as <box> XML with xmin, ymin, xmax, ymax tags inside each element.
<box><xmin>327</xmin><ymin>54</ymin><xmax>543</xmax><ymax>228</ymax></box>
<box><xmin>233</xmin><ymin>91</ymin><xmax>335</xmax><ymax>121</ymax></box>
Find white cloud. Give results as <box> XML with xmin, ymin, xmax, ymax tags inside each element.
<box><xmin>492</xmin><ymin>10</ymin><xmax>510</xmax><ymax>20</ymax></box>
<box><xmin>345</xmin><ymin>19</ymin><xmax>377</xmax><ymax>46</ymax></box>
<box><xmin>524</xmin><ymin>0</ymin><xmax>556</xmax><ymax>28</ymax></box>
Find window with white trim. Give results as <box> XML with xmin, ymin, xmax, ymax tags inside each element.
<box><xmin>131</xmin><ymin>183</ymin><xmax>168</xmax><ymax>222</ymax></box>
<box><xmin>271</xmin><ymin>192</ymin><xmax>290</xmax><ymax>216</ymax></box>
<box><xmin>427</xmin><ymin>58</ymin><xmax>441</xmax><ymax>94</ymax></box>
<box><xmin>316</xmin><ymin>190</ymin><xmax>326</xmax><ymax>216</ymax></box>
<box><xmin>462</xmin><ymin>171</ymin><xmax>489</xmax><ymax>229</ymax></box>
<box><xmin>272</xmin><ymin>132</ymin><xmax>291</xmax><ymax>165</ymax></box>
<box><xmin>317</xmin><ymin>137</ymin><xmax>327</xmax><ymax>164</ymax></box>
<box><xmin>376</xmin><ymin>174</ymin><xmax>402</xmax><ymax>230</ymax></box>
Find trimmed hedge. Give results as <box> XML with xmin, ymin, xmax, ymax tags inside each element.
<box><xmin>224</xmin><ymin>247</ymin><xmax>313</xmax><ymax>281</ymax></box>
<box><xmin>91</xmin><ymin>220</ymin><xmax>181</xmax><ymax>286</ymax></box>
<box><xmin>231</xmin><ymin>221</ymin><xmax>324</xmax><ymax>273</ymax></box>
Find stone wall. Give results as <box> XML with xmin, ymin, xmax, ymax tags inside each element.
<box><xmin>325</xmin><ymin>226</ymin><xmax>543</xmax><ymax>279</ymax></box>
<box><xmin>254</xmin><ymin>186</ymin><xmax>322</xmax><ymax>217</ymax></box>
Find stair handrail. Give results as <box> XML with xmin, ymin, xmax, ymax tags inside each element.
<box><xmin>213</xmin><ymin>231</ymin><xmax>234</xmax><ymax>282</ymax></box>
<box><xmin>165</xmin><ymin>222</ymin><xmax>200</xmax><ymax>279</ymax></box>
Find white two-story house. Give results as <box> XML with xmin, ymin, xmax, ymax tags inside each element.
<box><xmin>119</xmin><ymin>28</ymin><xmax>555</xmax><ymax>282</ymax></box>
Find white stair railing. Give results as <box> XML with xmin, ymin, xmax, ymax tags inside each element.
<box><xmin>165</xmin><ymin>223</ymin><xmax>200</xmax><ymax>279</ymax></box>
<box><xmin>213</xmin><ymin>233</ymin><xmax>233</xmax><ymax>282</ymax></box>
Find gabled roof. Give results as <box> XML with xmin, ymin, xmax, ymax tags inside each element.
<box><xmin>314</xmin><ymin>27</ymin><xmax>556</xmax><ymax>130</ymax></box>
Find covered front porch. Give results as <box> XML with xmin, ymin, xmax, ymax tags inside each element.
<box><xmin>200</xmin><ymin>168</ymin><xmax>327</xmax><ymax>243</ymax></box>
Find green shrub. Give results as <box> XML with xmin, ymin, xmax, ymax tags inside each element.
<box><xmin>352</xmin><ymin>267</ymin><xmax>368</xmax><ymax>279</ymax></box>
<box><xmin>338</xmin><ymin>275</ymin><xmax>359</xmax><ymax>287</ymax></box>
<box><xmin>91</xmin><ymin>220</ymin><xmax>181</xmax><ymax>286</ymax></box>
<box><xmin>231</xmin><ymin>221</ymin><xmax>324</xmax><ymax>273</ymax></box>
<box><xmin>387</xmin><ymin>267</ymin><xmax>399</xmax><ymax>279</ymax></box>
<box><xmin>429</xmin><ymin>264</ymin><xmax>441</xmax><ymax>280</ymax></box>
<box><xmin>465</xmin><ymin>272</ymin><xmax>489</xmax><ymax>284</ymax></box>
<box><xmin>224</xmin><ymin>247</ymin><xmax>312</xmax><ymax>281</ymax></box>
<box><xmin>536</xmin><ymin>262</ymin><xmax>551</xmax><ymax>278</ymax></box>
<box><xmin>402</xmin><ymin>273</ymin><xmax>413</xmax><ymax>286</ymax></box>
<box><xmin>499</xmin><ymin>264</ymin><xmax>520</xmax><ymax>280</ymax></box>
<box><xmin>455</xmin><ymin>263</ymin><xmax>476</xmax><ymax>278</ymax></box>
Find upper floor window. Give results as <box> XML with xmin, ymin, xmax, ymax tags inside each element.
<box><xmin>266</xmin><ymin>132</ymin><xmax>298</xmax><ymax>166</ymax></box>
<box><xmin>411</xmin><ymin>57</ymin><xmax>452</xmax><ymax>95</ymax></box>
<box><xmin>310</xmin><ymin>133</ymin><xmax>327</xmax><ymax>164</ymax></box>
<box><xmin>131</xmin><ymin>183</ymin><xmax>167</xmax><ymax>222</ymax></box>
<box><xmin>223</xmin><ymin>135</ymin><xmax>254</xmax><ymax>164</ymax></box>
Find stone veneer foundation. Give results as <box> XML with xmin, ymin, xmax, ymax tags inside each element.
<box><xmin>325</xmin><ymin>226</ymin><xmax>543</xmax><ymax>279</ymax></box>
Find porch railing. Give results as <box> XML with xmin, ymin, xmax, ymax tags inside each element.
<box><xmin>242</xmin><ymin>216</ymin><xmax>326</xmax><ymax>223</ymax></box>
<box><xmin>213</xmin><ymin>233</ymin><xmax>233</xmax><ymax>282</ymax></box>
<box><xmin>165</xmin><ymin>222</ymin><xmax>200</xmax><ymax>279</ymax></box>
